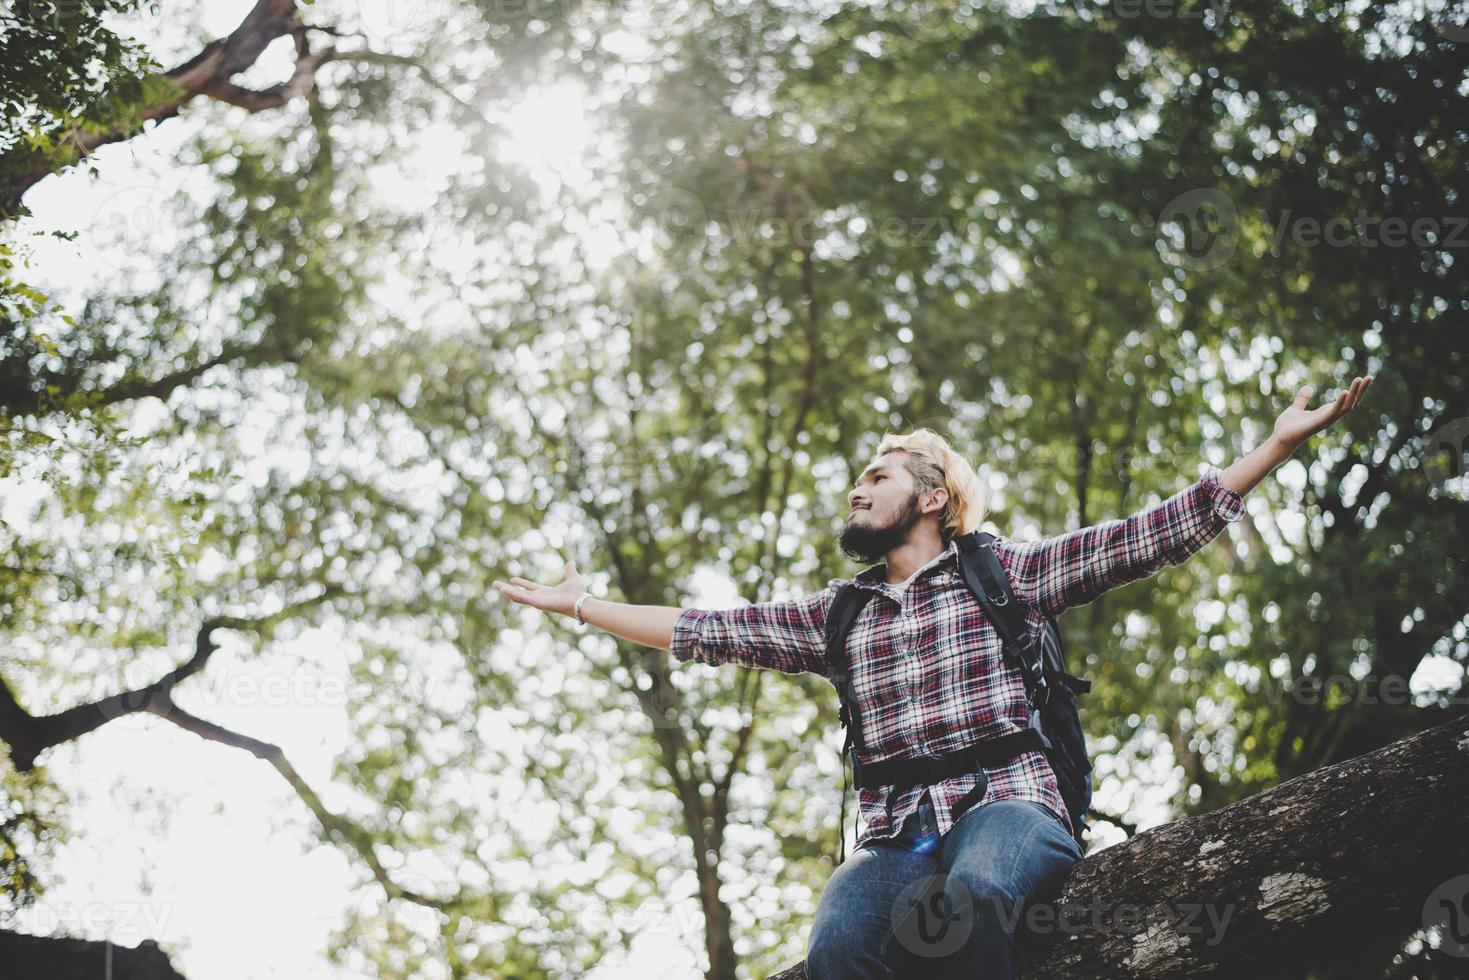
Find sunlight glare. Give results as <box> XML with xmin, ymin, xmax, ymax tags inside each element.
<box><xmin>499</xmin><ymin>81</ymin><xmax>596</xmax><ymax>196</ymax></box>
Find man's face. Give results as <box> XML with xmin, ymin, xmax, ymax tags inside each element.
<box><xmin>839</xmin><ymin>452</ymin><xmax>926</xmax><ymax>565</ymax></box>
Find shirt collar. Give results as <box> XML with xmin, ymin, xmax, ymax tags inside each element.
<box><xmin>853</xmin><ymin>538</ymin><xmax>960</xmax><ymax>590</ymax></box>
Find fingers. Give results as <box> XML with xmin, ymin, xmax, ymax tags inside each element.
<box><xmin>1329</xmin><ymin>375</ymin><xmax>1372</xmax><ymax>417</ymax></box>
<box><xmin>1311</xmin><ymin>375</ymin><xmax>1373</xmax><ymax>412</ymax></box>
<box><xmin>493</xmin><ymin>557</ymin><xmax>582</xmax><ymax>608</ymax></box>
<box><xmin>492</xmin><ymin>581</ymin><xmax>525</xmax><ymax>602</ymax></box>
<box><xmin>1347</xmin><ymin>375</ymin><xmax>1373</xmax><ymax>411</ymax></box>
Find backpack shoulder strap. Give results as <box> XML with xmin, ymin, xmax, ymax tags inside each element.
<box><xmin>825</xmin><ymin>583</ymin><xmax>876</xmax><ymax>752</ymax></box>
<box><xmin>955</xmin><ymin>531</ymin><xmax>1048</xmax><ymax>702</ymax></box>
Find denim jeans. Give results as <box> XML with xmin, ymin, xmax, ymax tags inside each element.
<box><xmin>806</xmin><ymin>794</ymin><xmax>1083</xmax><ymax>979</ymax></box>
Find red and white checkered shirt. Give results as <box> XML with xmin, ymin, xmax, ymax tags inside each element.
<box><xmin>670</xmin><ymin>469</ymin><xmax>1245</xmax><ymax>848</ymax></box>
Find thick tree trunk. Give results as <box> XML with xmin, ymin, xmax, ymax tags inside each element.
<box><xmin>0</xmin><ymin>931</ymin><xmax>188</xmax><ymax>979</ymax></box>
<box><xmin>772</xmin><ymin>712</ymin><xmax>1469</xmax><ymax>979</ymax></box>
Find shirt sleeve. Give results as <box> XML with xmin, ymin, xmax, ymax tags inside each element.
<box><xmin>991</xmin><ymin>467</ymin><xmax>1245</xmax><ymax>619</ymax></box>
<box><xmin>668</xmin><ymin>579</ymin><xmax>845</xmax><ymax>676</ymax></box>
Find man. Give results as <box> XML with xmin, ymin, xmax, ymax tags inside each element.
<box><xmin>492</xmin><ymin>375</ymin><xmax>1373</xmax><ymax>978</ymax></box>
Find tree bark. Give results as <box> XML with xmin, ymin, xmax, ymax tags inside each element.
<box><xmin>2</xmin><ymin>0</ymin><xmax>327</xmax><ymax>218</ymax></box>
<box><xmin>771</xmin><ymin>712</ymin><xmax>1469</xmax><ymax>979</ymax></box>
<box><xmin>0</xmin><ymin>931</ymin><xmax>188</xmax><ymax>979</ymax></box>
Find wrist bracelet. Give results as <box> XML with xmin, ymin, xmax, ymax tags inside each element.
<box><xmin>574</xmin><ymin>591</ymin><xmax>594</xmax><ymax>625</ymax></box>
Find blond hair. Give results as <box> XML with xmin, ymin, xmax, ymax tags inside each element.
<box><xmin>874</xmin><ymin>428</ymin><xmax>988</xmax><ymax>541</ymax></box>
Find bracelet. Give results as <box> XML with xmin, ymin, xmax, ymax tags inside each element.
<box><xmin>574</xmin><ymin>591</ymin><xmax>595</xmax><ymax>625</ymax></box>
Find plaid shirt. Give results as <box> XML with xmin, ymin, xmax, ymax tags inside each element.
<box><xmin>670</xmin><ymin>469</ymin><xmax>1245</xmax><ymax>849</ymax></box>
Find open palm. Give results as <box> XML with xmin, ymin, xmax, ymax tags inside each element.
<box><xmin>492</xmin><ymin>559</ymin><xmax>586</xmax><ymax>617</ymax></box>
<box><xmin>1272</xmin><ymin>375</ymin><xmax>1373</xmax><ymax>450</ymax></box>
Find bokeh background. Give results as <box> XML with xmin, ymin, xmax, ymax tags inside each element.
<box><xmin>1</xmin><ymin>0</ymin><xmax>1466</xmax><ymax>977</ymax></box>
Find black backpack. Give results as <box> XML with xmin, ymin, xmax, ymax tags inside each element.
<box><xmin>824</xmin><ymin>530</ymin><xmax>1094</xmax><ymax>864</ymax></box>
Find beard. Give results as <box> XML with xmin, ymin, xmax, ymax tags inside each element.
<box><xmin>839</xmin><ymin>491</ymin><xmax>924</xmax><ymax>566</ymax></box>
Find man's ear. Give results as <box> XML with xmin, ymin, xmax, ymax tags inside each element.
<box><xmin>923</xmin><ymin>486</ymin><xmax>949</xmax><ymax>515</ymax></box>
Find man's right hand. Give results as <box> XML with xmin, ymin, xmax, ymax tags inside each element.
<box><xmin>492</xmin><ymin>559</ymin><xmax>587</xmax><ymax>617</ymax></box>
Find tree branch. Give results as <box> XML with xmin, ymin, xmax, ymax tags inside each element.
<box><xmin>0</xmin><ymin>587</ymin><xmax>341</xmax><ymax>771</ymax></box>
<box><xmin>772</xmin><ymin>712</ymin><xmax>1469</xmax><ymax>979</ymax></box>
<box><xmin>3</xmin><ymin>0</ymin><xmax>339</xmax><ymax>215</ymax></box>
<box><xmin>146</xmin><ymin>696</ymin><xmax>457</xmax><ymax>910</ymax></box>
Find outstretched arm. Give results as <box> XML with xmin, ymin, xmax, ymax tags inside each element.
<box><xmin>492</xmin><ymin>560</ymin><xmax>838</xmax><ymax>675</ymax></box>
<box><xmin>493</xmin><ymin>560</ymin><xmax>683</xmax><ymax>650</ymax></box>
<box><xmin>996</xmin><ymin>375</ymin><xmax>1373</xmax><ymax>618</ymax></box>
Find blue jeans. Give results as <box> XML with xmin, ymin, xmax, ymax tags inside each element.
<box><xmin>806</xmin><ymin>795</ymin><xmax>1083</xmax><ymax>979</ymax></box>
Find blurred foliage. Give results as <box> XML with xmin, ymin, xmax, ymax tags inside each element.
<box><xmin>1</xmin><ymin>1</ymin><xmax>1466</xmax><ymax>978</ymax></box>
